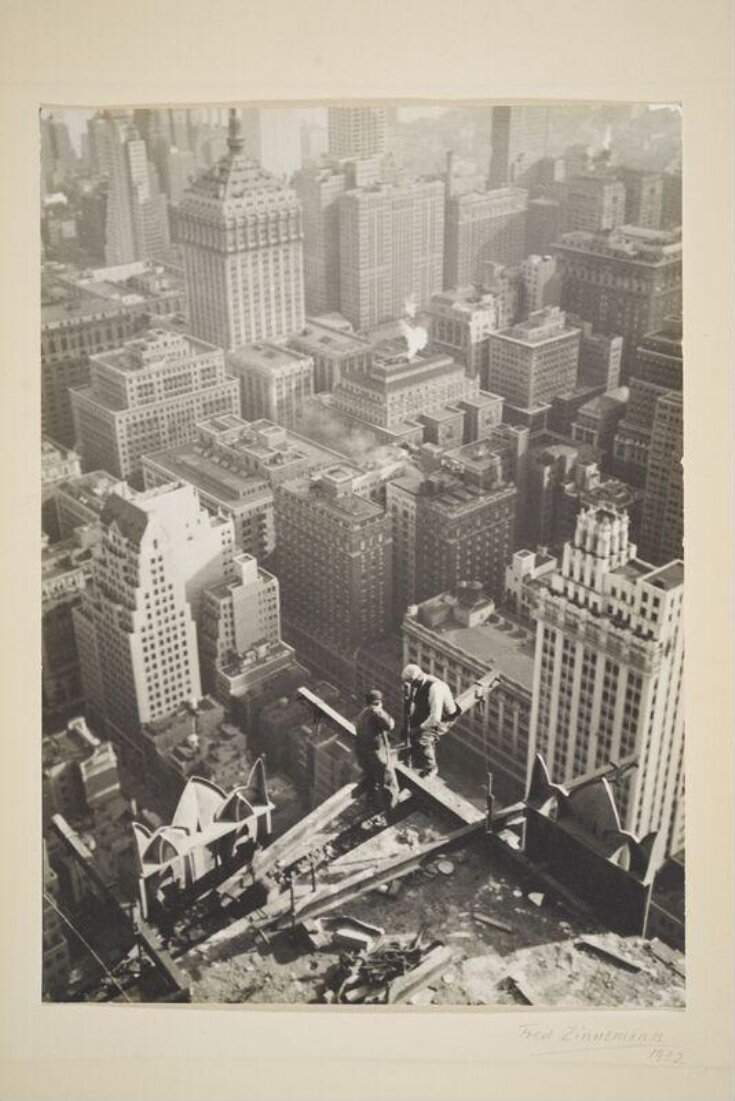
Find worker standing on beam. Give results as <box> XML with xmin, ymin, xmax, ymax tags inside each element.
<box><xmin>401</xmin><ymin>663</ymin><xmax>461</xmax><ymax>779</ymax></box>
<box><xmin>354</xmin><ymin>689</ymin><xmax>401</xmax><ymax>820</ymax></box>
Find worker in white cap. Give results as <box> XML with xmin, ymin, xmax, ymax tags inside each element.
<box><xmin>400</xmin><ymin>663</ymin><xmax>461</xmax><ymax>778</ymax></box>
<box><xmin>354</xmin><ymin>688</ymin><xmax>400</xmax><ymax>818</ymax></box>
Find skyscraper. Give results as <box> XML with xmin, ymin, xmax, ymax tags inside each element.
<box><xmin>177</xmin><ymin>110</ymin><xmax>305</xmax><ymax>350</ymax></box>
<box><xmin>101</xmin><ymin>113</ymin><xmax>170</xmax><ymax>265</ymax></box>
<box><xmin>275</xmin><ymin>466</ymin><xmax>393</xmax><ymax>680</ymax></box>
<box><xmin>199</xmin><ymin>552</ymin><xmax>295</xmax><ymax>708</ymax></box>
<box><xmin>240</xmin><ymin>107</ymin><xmax>302</xmax><ymax>178</ymax></box>
<box><xmin>228</xmin><ymin>343</ymin><xmax>314</xmax><ymax>428</ymax></box>
<box><xmin>660</xmin><ymin>171</ymin><xmax>682</xmax><ymax>229</ymax></box>
<box><xmin>41</xmin><ymin>280</ymin><xmax>140</xmax><ymax>449</ymax></box>
<box><xmin>288</xmin><ymin>315</ymin><xmax>373</xmax><ymax>393</ymax></box>
<box><xmin>613</xmin><ymin>316</ymin><xmax>682</xmax><ymax>487</ymax></box>
<box><xmin>429</xmin><ymin>286</ymin><xmax>504</xmax><ymax>380</ymax></box>
<box><xmin>526</xmin><ymin>197</ymin><xmax>563</xmax><ymax>256</ymax></box>
<box><xmin>519</xmin><ymin>254</ymin><xmax>561</xmax><ymax>313</ymax></box>
<box><xmin>73</xmin><ymin>483</ymin><xmax>236</xmax><ymax>765</ymax></box>
<box><xmin>529</xmin><ymin>505</ymin><xmax>684</xmax><ymax>860</ymax></box>
<box><xmin>40</xmin><ymin>113</ymin><xmax>77</xmax><ymax>194</ymax></box>
<box><xmin>553</xmin><ymin>226</ymin><xmax>682</xmax><ymax>380</ymax></box>
<box><xmin>617</xmin><ymin>168</ymin><xmax>663</xmax><ymax>229</ymax></box>
<box><xmin>327</xmin><ymin>106</ymin><xmax>387</xmax><ymax>160</ymax></box>
<box><xmin>293</xmin><ymin>162</ymin><xmax>348</xmax><ymax>315</ymax></box>
<box><xmin>338</xmin><ymin>179</ymin><xmax>445</xmax><ymax>330</ymax></box>
<box><xmin>486</xmin><ymin>307</ymin><xmax>581</xmax><ymax>412</ymax></box>
<box><xmin>387</xmin><ymin>465</ymin><xmax>517</xmax><ymax>621</ymax></box>
<box><xmin>71</xmin><ymin>328</ymin><xmax>240</xmax><ymax>481</ymax></box>
<box><xmin>444</xmin><ymin>187</ymin><xmax>528</xmax><ymax>288</ymax></box>
<box><xmin>638</xmin><ymin>391</ymin><xmax>683</xmax><ymax>565</ymax></box>
<box><xmin>330</xmin><ymin>348</ymin><xmax>480</xmax><ymax>440</ymax></box>
<box><xmin>564</xmin><ymin>175</ymin><xmax>626</xmax><ymax>234</ymax></box>
<box><xmin>488</xmin><ymin>105</ymin><xmax>552</xmax><ymax>190</ymax></box>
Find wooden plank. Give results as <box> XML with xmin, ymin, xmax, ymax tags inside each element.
<box><xmin>279</xmin><ymin>820</ymin><xmax>483</xmax><ymax>928</ymax></box>
<box><xmin>647</xmin><ymin>938</ymin><xmax>685</xmax><ymax>978</ymax></box>
<box><xmin>473</xmin><ymin>913</ymin><xmax>514</xmax><ymax>934</ymax></box>
<box><xmin>216</xmin><ymin>782</ymin><xmax>358</xmax><ymax>901</ymax></box>
<box><xmin>386</xmin><ymin>946</ymin><xmax>455</xmax><ymax>1005</ymax></box>
<box><xmin>505</xmin><ymin>973</ymin><xmax>538</xmax><ymax>1006</ymax></box>
<box><xmin>576</xmin><ymin>936</ymin><xmax>644</xmax><ymax>973</ymax></box>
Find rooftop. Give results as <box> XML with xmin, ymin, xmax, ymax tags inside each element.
<box><xmin>42</xmin><ymin>292</ymin><xmax>131</xmax><ymax>328</ymax></box>
<box><xmin>411</xmin><ymin>596</ymin><xmax>536</xmax><ymax>689</ymax></box>
<box><xmin>283</xmin><ymin>475</ymin><xmax>386</xmax><ymax>522</ymax></box>
<box><xmin>452</xmin><ymin>185</ymin><xmax>529</xmax><ymax>208</ymax></box>
<box><xmin>343</xmin><ymin>353</ymin><xmax>462</xmax><ymax>395</ymax></box>
<box><xmin>554</xmin><ymin>226</ymin><xmax>682</xmax><ymax>263</ymax></box>
<box><xmin>94</xmin><ymin>329</ymin><xmax>220</xmax><ymax>374</ymax></box>
<box><xmin>430</xmin><ymin>285</ymin><xmax>500</xmax><ymax>313</ymax></box>
<box><xmin>291</xmin><ymin>317</ymin><xmax>372</xmax><ymax>356</ymax></box>
<box><xmin>56</xmin><ymin>470</ymin><xmax>124</xmax><ymax>511</ymax></box>
<box><xmin>228</xmin><ymin>343</ymin><xmax>311</xmax><ymax>375</ymax></box>
<box><xmin>492</xmin><ymin>307</ymin><xmax>579</xmax><ymax>347</ymax></box>
<box><xmin>644</xmin><ymin>561</ymin><xmax>684</xmax><ymax>591</ymax></box>
<box><xmin>144</xmin><ymin>443</ymin><xmax>272</xmax><ymax>504</ymax></box>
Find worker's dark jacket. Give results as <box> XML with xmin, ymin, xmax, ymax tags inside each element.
<box><xmin>355</xmin><ymin>705</ymin><xmax>393</xmax><ymax>763</ymax></box>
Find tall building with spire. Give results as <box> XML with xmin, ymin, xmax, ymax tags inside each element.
<box><xmin>528</xmin><ymin>506</ymin><xmax>684</xmax><ymax>861</ymax></box>
<box><xmin>177</xmin><ymin>109</ymin><xmax>305</xmax><ymax>350</ymax></box>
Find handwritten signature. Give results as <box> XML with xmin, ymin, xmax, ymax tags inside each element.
<box><xmin>518</xmin><ymin>1025</ymin><xmax>684</xmax><ymax>1065</ymax></box>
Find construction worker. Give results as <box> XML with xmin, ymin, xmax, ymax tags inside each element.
<box><xmin>354</xmin><ymin>689</ymin><xmax>400</xmax><ymax>818</ymax></box>
<box><xmin>401</xmin><ymin>663</ymin><xmax>461</xmax><ymax>779</ymax></box>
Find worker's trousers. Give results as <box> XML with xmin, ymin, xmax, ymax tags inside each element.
<box><xmin>409</xmin><ymin>725</ymin><xmax>445</xmax><ymax>777</ymax></box>
<box><xmin>356</xmin><ymin>744</ymin><xmax>400</xmax><ymax>817</ymax></box>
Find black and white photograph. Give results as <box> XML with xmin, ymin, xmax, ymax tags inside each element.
<box><xmin>39</xmin><ymin>99</ymin><xmax>687</xmax><ymax>1009</ymax></box>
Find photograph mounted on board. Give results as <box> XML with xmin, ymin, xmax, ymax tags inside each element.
<box><xmin>40</xmin><ymin>100</ymin><xmax>684</xmax><ymax>1008</ymax></box>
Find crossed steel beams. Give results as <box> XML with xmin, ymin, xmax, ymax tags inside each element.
<box><xmin>206</xmin><ymin>682</ymin><xmax>500</xmax><ymax>942</ymax></box>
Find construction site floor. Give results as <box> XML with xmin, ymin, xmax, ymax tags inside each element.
<box><xmin>179</xmin><ymin>830</ymin><xmax>685</xmax><ymax>1008</ymax></box>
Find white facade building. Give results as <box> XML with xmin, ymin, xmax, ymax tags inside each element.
<box><xmin>73</xmin><ymin>483</ymin><xmax>236</xmax><ymax>764</ymax></box>
<box><xmin>71</xmin><ymin>328</ymin><xmax>239</xmax><ymax>480</ymax></box>
<box><xmin>529</xmin><ymin>505</ymin><xmax>684</xmax><ymax>860</ymax></box>
<box><xmin>177</xmin><ymin>110</ymin><xmax>305</xmax><ymax>351</ymax></box>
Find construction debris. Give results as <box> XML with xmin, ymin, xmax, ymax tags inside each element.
<box><xmin>502</xmin><ymin>973</ymin><xmax>538</xmax><ymax>1005</ymax></box>
<box><xmin>576</xmin><ymin>935</ymin><xmax>645</xmax><ymax>973</ymax></box>
<box><xmin>528</xmin><ymin>892</ymin><xmax>545</xmax><ymax>907</ymax></box>
<box><xmin>496</xmin><ymin>829</ymin><xmax>521</xmax><ymax>850</ymax></box>
<box><xmin>436</xmin><ymin>859</ymin><xmax>455</xmax><ymax>876</ymax></box>
<box><xmin>473</xmin><ymin>913</ymin><xmax>514</xmax><ymax>934</ymax></box>
<box><xmin>387</xmin><ymin>946</ymin><xmax>455</xmax><ymax>1004</ymax></box>
<box><xmin>647</xmin><ymin>937</ymin><xmax>686</xmax><ymax>978</ymax></box>
<box><xmin>322</xmin><ymin>935</ymin><xmax>452</xmax><ymax>1005</ymax></box>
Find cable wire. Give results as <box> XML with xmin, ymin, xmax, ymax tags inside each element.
<box><xmin>43</xmin><ymin>891</ymin><xmax>133</xmax><ymax>1003</ymax></box>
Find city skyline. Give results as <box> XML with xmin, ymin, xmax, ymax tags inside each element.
<box><xmin>39</xmin><ymin>98</ymin><xmax>686</xmax><ymax>1009</ymax></box>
